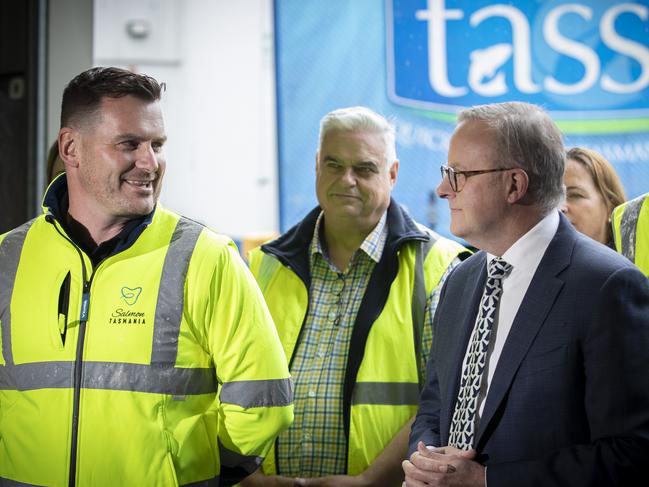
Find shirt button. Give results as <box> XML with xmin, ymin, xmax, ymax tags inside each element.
<box><xmin>317</xmin><ymin>350</ymin><xmax>326</xmax><ymax>358</ymax></box>
<box><xmin>328</xmin><ymin>311</ymin><xmax>338</xmax><ymax>321</ymax></box>
<box><xmin>303</xmin><ymin>433</ymin><xmax>311</xmax><ymax>440</ymax></box>
<box><xmin>308</xmin><ymin>390</ymin><xmax>316</xmax><ymax>398</ymax></box>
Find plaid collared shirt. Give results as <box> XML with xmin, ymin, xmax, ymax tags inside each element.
<box><xmin>276</xmin><ymin>211</ymin><xmax>455</xmax><ymax>477</ymax></box>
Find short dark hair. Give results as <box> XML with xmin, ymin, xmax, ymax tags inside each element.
<box><xmin>60</xmin><ymin>66</ymin><xmax>164</xmax><ymax>129</ymax></box>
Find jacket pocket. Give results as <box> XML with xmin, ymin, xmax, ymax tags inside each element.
<box><xmin>49</xmin><ymin>270</ymin><xmax>71</xmax><ymax>351</ymax></box>
<box><xmin>158</xmin><ymin>400</ymin><xmax>180</xmax><ymax>486</ymax></box>
<box><xmin>516</xmin><ymin>343</ymin><xmax>572</xmax><ymax>377</ymax></box>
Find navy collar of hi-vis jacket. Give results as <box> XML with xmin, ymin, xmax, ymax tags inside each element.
<box><xmin>261</xmin><ymin>197</ymin><xmax>430</xmax><ymax>290</ymax></box>
<box><xmin>261</xmin><ymin>198</ymin><xmax>430</xmax><ymax>455</ymax></box>
<box><xmin>42</xmin><ymin>174</ymin><xmax>155</xmax><ymax>262</ymax></box>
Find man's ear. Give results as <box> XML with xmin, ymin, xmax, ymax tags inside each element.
<box><xmin>58</xmin><ymin>128</ymin><xmax>80</xmax><ymax>169</ymax></box>
<box><xmin>389</xmin><ymin>159</ymin><xmax>399</xmax><ymax>187</ymax></box>
<box><xmin>506</xmin><ymin>168</ymin><xmax>529</xmax><ymax>204</ymax></box>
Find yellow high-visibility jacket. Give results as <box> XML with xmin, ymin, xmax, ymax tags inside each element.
<box><xmin>0</xmin><ymin>177</ymin><xmax>293</xmax><ymax>486</ymax></box>
<box><xmin>612</xmin><ymin>193</ymin><xmax>649</xmax><ymax>277</ymax></box>
<box><xmin>249</xmin><ymin>201</ymin><xmax>469</xmax><ymax>476</ymax></box>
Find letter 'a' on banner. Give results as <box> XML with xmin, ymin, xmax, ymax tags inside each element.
<box><xmin>274</xmin><ymin>0</ymin><xmax>649</xmax><ymax>238</ymax></box>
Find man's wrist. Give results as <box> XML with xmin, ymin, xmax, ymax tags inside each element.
<box><xmin>356</xmin><ymin>467</ymin><xmax>385</xmax><ymax>487</ymax></box>
<box><xmin>354</xmin><ymin>472</ymin><xmax>372</xmax><ymax>487</ymax></box>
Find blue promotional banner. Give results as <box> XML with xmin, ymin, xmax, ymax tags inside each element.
<box><xmin>390</xmin><ymin>0</ymin><xmax>649</xmax><ymax>116</ymax></box>
<box><xmin>274</xmin><ymin>0</ymin><xmax>649</xmax><ymax>237</ymax></box>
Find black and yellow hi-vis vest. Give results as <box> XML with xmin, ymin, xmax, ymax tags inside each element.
<box><xmin>249</xmin><ymin>201</ymin><xmax>469</xmax><ymax>476</ymax></box>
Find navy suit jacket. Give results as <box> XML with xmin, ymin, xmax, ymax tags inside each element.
<box><xmin>410</xmin><ymin>214</ymin><xmax>649</xmax><ymax>486</ymax></box>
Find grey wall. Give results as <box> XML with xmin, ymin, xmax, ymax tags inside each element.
<box><xmin>47</xmin><ymin>0</ymin><xmax>93</xmax><ymax>148</ymax></box>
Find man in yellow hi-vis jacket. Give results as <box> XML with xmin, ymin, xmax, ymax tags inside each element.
<box><xmin>0</xmin><ymin>67</ymin><xmax>293</xmax><ymax>486</ymax></box>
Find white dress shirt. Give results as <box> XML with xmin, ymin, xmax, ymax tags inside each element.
<box><xmin>475</xmin><ymin>210</ymin><xmax>560</xmax><ymax>421</ymax></box>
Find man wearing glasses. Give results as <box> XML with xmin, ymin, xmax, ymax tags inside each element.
<box><xmin>404</xmin><ymin>101</ymin><xmax>649</xmax><ymax>486</ymax></box>
<box><xmin>245</xmin><ymin>106</ymin><xmax>469</xmax><ymax>486</ymax></box>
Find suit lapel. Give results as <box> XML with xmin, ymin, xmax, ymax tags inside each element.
<box><xmin>475</xmin><ymin>216</ymin><xmax>576</xmax><ymax>448</ymax></box>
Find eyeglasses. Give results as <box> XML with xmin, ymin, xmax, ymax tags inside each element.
<box><xmin>440</xmin><ymin>164</ymin><xmax>518</xmax><ymax>192</ymax></box>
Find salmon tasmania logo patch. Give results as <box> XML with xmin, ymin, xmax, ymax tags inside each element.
<box><xmin>110</xmin><ymin>286</ymin><xmax>147</xmax><ymax>325</ymax></box>
<box><xmin>121</xmin><ymin>286</ymin><xmax>142</xmax><ymax>306</ymax></box>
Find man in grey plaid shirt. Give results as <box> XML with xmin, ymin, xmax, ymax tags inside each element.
<box><xmin>246</xmin><ymin>106</ymin><xmax>469</xmax><ymax>487</ymax></box>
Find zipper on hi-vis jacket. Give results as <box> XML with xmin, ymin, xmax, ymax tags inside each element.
<box><xmin>46</xmin><ymin>215</ymin><xmax>94</xmax><ymax>487</ymax></box>
<box><xmin>68</xmin><ymin>275</ymin><xmax>90</xmax><ymax>487</ymax></box>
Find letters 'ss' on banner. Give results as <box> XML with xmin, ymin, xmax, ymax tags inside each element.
<box><xmin>274</xmin><ymin>0</ymin><xmax>649</xmax><ymax>237</ymax></box>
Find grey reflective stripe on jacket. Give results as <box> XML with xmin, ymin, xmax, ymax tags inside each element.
<box><xmin>351</xmin><ymin>381</ymin><xmax>420</xmax><ymax>406</ymax></box>
<box><xmin>220</xmin><ymin>378</ymin><xmax>293</xmax><ymax>408</ymax></box>
<box><xmin>151</xmin><ymin>217</ymin><xmax>204</xmax><ymax>365</ymax></box>
<box><xmin>0</xmin><ymin>219</ymin><xmax>36</xmax><ymax>367</ymax></box>
<box><xmin>620</xmin><ymin>194</ymin><xmax>647</xmax><ymax>262</ymax></box>
<box><xmin>0</xmin><ymin>360</ymin><xmax>216</xmax><ymax>395</ymax></box>
<box><xmin>0</xmin><ymin>469</ymin><xmax>222</xmax><ymax>485</ymax></box>
<box><xmin>412</xmin><ymin>233</ymin><xmax>438</xmax><ymax>387</ymax></box>
<box><xmin>0</xmin><ymin>476</ymin><xmax>45</xmax><ymax>486</ymax></box>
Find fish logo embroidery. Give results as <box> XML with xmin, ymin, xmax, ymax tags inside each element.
<box><xmin>121</xmin><ymin>286</ymin><xmax>143</xmax><ymax>306</ymax></box>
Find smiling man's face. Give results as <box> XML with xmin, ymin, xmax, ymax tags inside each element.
<box><xmin>72</xmin><ymin>95</ymin><xmax>167</xmax><ymax>220</ymax></box>
<box><xmin>315</xmin><ymin>129</ymin><xmax>397</xmax><ymax>229</ymax></box>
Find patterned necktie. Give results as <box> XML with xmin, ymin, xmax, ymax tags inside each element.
<box><xmin>448</xmin><ymin>257</ymin><xmax>513</xmax><ymax>451</ymax></box>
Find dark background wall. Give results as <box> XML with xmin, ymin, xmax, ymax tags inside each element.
<box><xmin>0</xmin><ymin>0</ymin><xmax>41</xmax><ymax>233</ymax></box>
